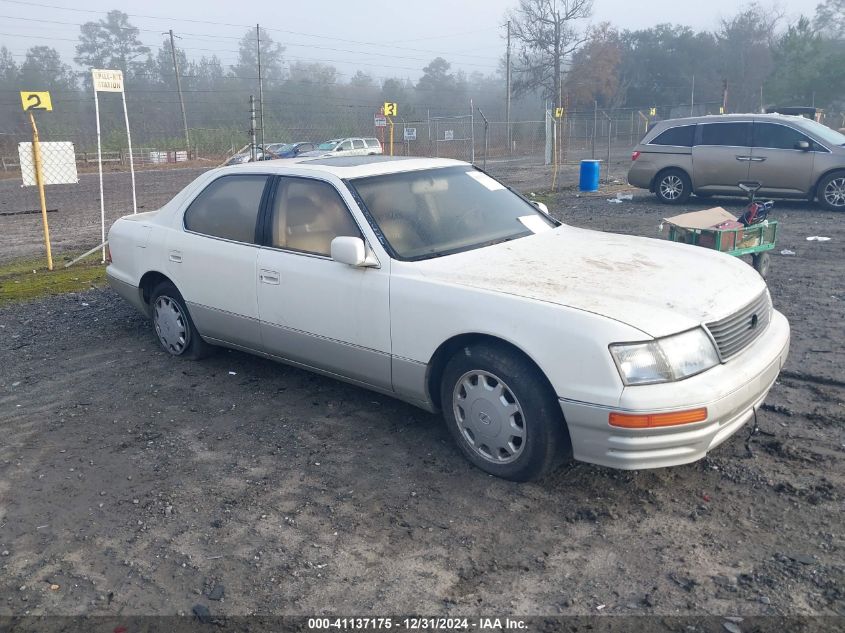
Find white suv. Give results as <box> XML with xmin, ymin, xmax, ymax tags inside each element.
<box><xmin>307</xmin><ymin>137</ymin><xmax>382</xmax><ymax>157</ymax></box>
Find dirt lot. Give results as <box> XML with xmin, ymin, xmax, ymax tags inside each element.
<box><xmin>0</xmin><ymin>179</ymin><xmax>843</xmax><ymax>623</ymax></box>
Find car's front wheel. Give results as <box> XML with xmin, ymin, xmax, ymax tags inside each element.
<box><xmin>440</xmin><ymin>342</ymin><xmax>570</xmax><ymax>481</ymax></box>
<box><xmin>150</xmin><ymin>281</ymin><xmax>211</xmax><ymax>359</ymax></box>
<box><xmin>655</xmin><ymin>169</ymin><xmax>692</xmax><ymax>204</ymax></box>
<box><xmin>817</xmin><ymin>171</ymin><xmax>845</xmax><ymax>211</ymax></box>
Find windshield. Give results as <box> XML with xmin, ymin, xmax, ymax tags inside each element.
<box><xmin>318</xmin><ymin>141</ymin><xmax>338</xmax><ymax>151</ymax></box>
<box><xmin>348</xmin><ymin>166</ymin><xmax>556</xmax><ymax>261</ymax></box>
<box><xmin>268</xmin><ymin>143</ymin><xmax>293</xmax><ymax>153</ymax></box>
<box><xmin>800</xmin><ymin>119</ymin><xmax>845</xmax><ymax>146</ymax></box>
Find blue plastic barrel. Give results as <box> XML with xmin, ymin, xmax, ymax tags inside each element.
<box><xmin>579</xmin><ymin>160</ymin><xmax>601</xmax><ymax>192</ymax></box>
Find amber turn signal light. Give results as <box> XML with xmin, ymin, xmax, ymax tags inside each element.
<box><xmin>609</xmin><ymin>408</ymin><xmax>708</xmax><ymax>429</ymax></box>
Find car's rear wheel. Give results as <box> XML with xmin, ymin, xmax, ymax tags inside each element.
<box><xmin>817</xmin><ymin>171</ymin><xmax>845</xmax><ymax>211</ymax></box>
<box><xmin>150</xmin><ymin>281</ymin><xmax>211</xmax><ymax>359</ymax></box>
<box><xmin>752</xmin><ymin>252</ymin><xmax>771</xmax><ymax>278</ymax></box>
<box><xmin>655</xmin><ymin>169</ymin><xmax>692</xmax><ymax>204</ymax></box>
<box><xmin>440</xmin><ymin>342</ymin><xmax>570</xmax><ymax>481</ymax></box>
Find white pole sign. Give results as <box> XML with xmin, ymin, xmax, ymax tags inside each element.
<box><xmin>92</xmin><ymin>68</ymin><xmax>137</xmax><ymax>261</ymax></box>
<box><xmin>92</xmin><ymin>69</ymin><xmax>124</xmax><ymax>92</ymax></box>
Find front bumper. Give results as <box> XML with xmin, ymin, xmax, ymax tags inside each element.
<box><xmin>561</xmin><ymin>310</ymin><xmax>790</xmax><ymax>470</ymax></box>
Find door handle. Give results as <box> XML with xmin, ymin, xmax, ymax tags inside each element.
<box><xmin>735</xmin><ymin>156</ymin><xmax>752</xmax><ymax>161</ymax></box>
<box><xmin>749</xmin><ymin>157</ymin><xmax>767</xmax><ymax>162</ymax></box>
<box><xmin>259</xmin><ymin>269</ymin><xmax>280</xmax><ymax>285</ymax></box>
<box><xmin>169</xmin><ymin>251</ymin><xmax>182</xmax><ymax>263</ymax></box>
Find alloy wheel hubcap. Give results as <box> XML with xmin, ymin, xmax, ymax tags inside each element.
<box><xmin>452</xmin><ymin>370</ymin><xmax>526</xmax><ymax>464</ymax></box>
<box><xmin>154</xmin><ymin>296</ymin><xmax>189</xmax><ymax>354</ymax></box>
<box><xmin>824</xmin><ymin>178</ymin><xmax>845</xmax><ymax>207</ymax></box>
<box><xmin>660</xmin><ymin>175</ymin><xmax>683</xmax><ymax>200</ymax></box>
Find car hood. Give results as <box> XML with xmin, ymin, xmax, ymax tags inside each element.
<box><xmin>414</xmin><ymin>225</ymin><xmax>767</xmax><ymax>338</ymax></box>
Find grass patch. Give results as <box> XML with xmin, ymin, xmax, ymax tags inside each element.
<box><xmin>0</xmin><ymin>252</ymin><xmax>107</xmax><ymax>305</ymax></box>
<box><xmin>527</xmin><ymin>191</ymin><xmax>558</xmax><ymax>205</ymax></box>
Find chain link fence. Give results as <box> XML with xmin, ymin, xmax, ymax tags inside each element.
<box><xmin>5</xmin><ymin>96</ymin><xmax>845</xmax><ymax>265</ymax></box>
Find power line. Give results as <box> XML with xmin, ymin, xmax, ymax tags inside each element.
<box><xmin>0</xmin><ymin>25</ymin><xmax>501</xmax><ymax>71</ymax></box>
<box><xmin>0</xmin><ymin>0</ymin><xmax>502</xmax><ymax>61</ymax></box>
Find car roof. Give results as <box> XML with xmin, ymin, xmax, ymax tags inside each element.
<box><xmin>652</xmin><ymin>113</ymin><xmax>815</xmax><ymax>126</ymax></box>
<box><xmin>220</xmin><ymin>156</ymin><xmax>467</xmax><ymax>178</ymax></box>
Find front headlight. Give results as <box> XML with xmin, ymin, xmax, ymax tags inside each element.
<box><xmin>610</xmin><ymin>328</ymin><xmax>720</xmax><ymax>386</ymax></box>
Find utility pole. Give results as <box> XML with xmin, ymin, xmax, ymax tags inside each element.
<box><xmin>505</xmin><ymin>19</ymin><xmax>512</xmax><ymax>154</ymax></box>
<box><xmin>168</xmin><ymin>29</ymin><xmax>190</xmax><ymax>152</ymax></box>
<box><xmin>249</xmin><ymin>95</ymin><xmax>257</xmax><ymax>162</ymax></box>
<box><xmin>256</xmin><ymin>24</ymin><xmax>265</xmax><ymax>153</ymax></box>
<box><xmin>722</xmin><ymin>79</ymin><xmax>729</xmax><ymax>114</ymax></box>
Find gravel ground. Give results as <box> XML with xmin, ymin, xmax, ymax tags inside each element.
<box><xmin>0</xmin><ymin>180</ymin><xmax>843</xmax><ymax>622</ymax></box>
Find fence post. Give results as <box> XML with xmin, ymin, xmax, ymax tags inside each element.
<box><xmin>470</xmin><ymin>100</ymin><xmax>475</xmax><ymax>164</ymax></box>
<box><xmin>606</xmin><ymin>117</ymin><xmax>611</xmax><ymax>185</ymax></box>
<box><xmin>427</xmin><ymin>109</ymin><xmax>431</xmax><ymax>157</ymax></box>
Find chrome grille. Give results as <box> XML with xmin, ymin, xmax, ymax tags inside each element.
<box><xmin>705</xmin><ymin>291</ymin><xmax>772</xmax><ymax>360</ymax></box>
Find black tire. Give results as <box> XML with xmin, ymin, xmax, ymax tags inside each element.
<box><xmin>752</xmin><ymin>252</ymin><xmax>771</xmax><ymax>278</ymax></box>
<box><xmin>440</xmin><ymin>342</ymin><xmax>571</xmax><ymax>481</ymax></box>
<box><xmin>150</xmin><ymin>281</ymin><xmax>212</xmax><ymax>360</ymax></box>
<box><xmin>654</xmin><ymin>168</ymin><xmax>692</xmax><ymax>205</ymax></box>
<box><xmin>816</xmin><ymin>171</ymin><xmax>845</xmax><ymax>211</ymax></box>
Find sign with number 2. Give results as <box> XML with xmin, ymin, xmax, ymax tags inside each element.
<box><xmin>20</xmin><ymin>91</ymin><xmax>53</xmax><ymax>111</ymax></box>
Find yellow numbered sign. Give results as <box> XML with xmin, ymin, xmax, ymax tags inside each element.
<box><xmin>554</xmin><ymin>107</ymin><xmax>564</xmax><ymax>118</ymax></box>
<box><xmin>21</xmin><ymin>91</ymin><xmax>53</xmax><ymax>111</ymax></box>
<box><xmin>383</xmin><ymin>102</ymin><xmax>398</xmax><ymax>117</ymax></box>
<box><xmin>719</xmin><ymin>106</ymin><xmax>725</xmax><ymax>114</ymax></box>
<box><xmin>648</xmin><ymin>107</ymin><xmax>657</xmax><ymax>116</ymax></box>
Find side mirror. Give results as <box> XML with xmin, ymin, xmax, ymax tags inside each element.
<box><xmin>532</xmin><ymin>201</ymin><xmax>550</xmax><ymax>214</ymax></box>
<box><xmin>795</xmin><ymin>140</ymin><xmax>811</xmax><ymax>151</ymax></box>
<box><xmin>331</xmin><ymin>236</ymin><xmax>377</xmax><ymax>267</ymax></box>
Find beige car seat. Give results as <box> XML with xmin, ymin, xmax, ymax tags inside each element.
<box><xmin>283</xmin><ymin>189</ymin><xmax>361</xmax><ymax>255</ymax></box>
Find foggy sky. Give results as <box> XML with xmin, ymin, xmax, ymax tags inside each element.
<box><xmin>0</xmin><ymin>0</ymin><xmax>822</xmax><ymax>80</ymax></box>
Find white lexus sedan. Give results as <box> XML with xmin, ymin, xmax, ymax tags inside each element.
<box><xmin>106</xmin><ymin>156</ymin><xmax>790</xmax><ymax>481</ymax></box>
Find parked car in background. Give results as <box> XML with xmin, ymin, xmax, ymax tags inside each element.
<box><xmin>225</xmin><ymin>143</ymin><xmax>317</xmax><ymax>165</ymax></box>
<box><xmin>106</xmin><ymin>156</ymin><xmax>789</xmax><ymax>481</ymax></box>
<box><xmin>628</xmin><ymin>113</ymin><xmax>845</xmax><ymax>210</ymax></box>
<box><xmin>264</xmin><ymin>142</ymin><xmax>316</xmax><ymax>159</ymax></box>
<box><xmin>224</xmin><ymin>150</ymin><xmax>263</xmax><ymax>165</ymax></box>
<box><xmin>301</xmin><ymin>137</ymin><xmax>382</xmax><ymax>157</ymax></box>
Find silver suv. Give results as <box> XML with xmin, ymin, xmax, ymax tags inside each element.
<box><xmin>302</xmin><ymin>137</ymin><xmax>383</xmax><ymax>157</ymax></box>
<box><xmin>628</xmin><ymin>114</ymin><xmax>845</xmax><ymax>210</ymax></box>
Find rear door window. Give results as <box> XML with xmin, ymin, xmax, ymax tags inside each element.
<box><xmin>352</xmin><ymin>139</ymin><xmax>366</xmax><ymax>149</ymax></box>
<box><xmin>699</xmin><ymin>122</ymin><xmax>751</xmax><ymax>147</ymax></box>
<box><xmin>753</xmin><ymin>123</ymin><xmax>814</xmax><ymax>150</ymax></box>
<box><xmin>184</xmin><ymin>175</ymin><xmax>268</xmax><ymax>243</ymax></box>
<box><xmin>650</xmin><ymin>125</ymin><xmax>696</xmax><ymax>147</ymax></box>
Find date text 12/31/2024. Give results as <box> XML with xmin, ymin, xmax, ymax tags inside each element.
<box><xmin>307</xmin><ymin>617</ymin><xmax>528</xmax><ymax>631</ymax></box>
